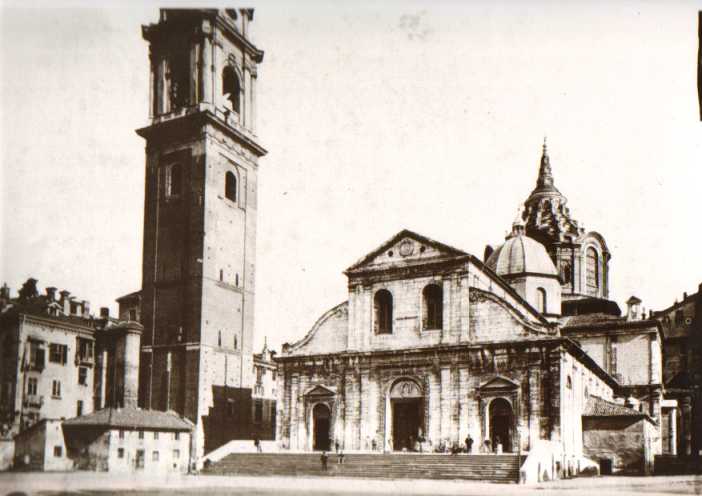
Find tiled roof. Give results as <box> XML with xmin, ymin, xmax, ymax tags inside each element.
<box><xmin>63</xmin><ymin>407</ymin><xmax>193</xmax><ymax>431</ymax></box>
<box><xmin>583</xmin><ymin>396</ymin><xmax>646</xmax><ymax>418</ymax></box>
<box><xmin>561</xmin><ymin>313</ymin><xmax>658</xmax><ymax>331</ymax></box>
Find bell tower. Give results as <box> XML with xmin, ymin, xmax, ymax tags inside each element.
<box><xmin>137</xmin><ymin>9</ymin><xmax>266</xmax><ymax>459</ymax></box>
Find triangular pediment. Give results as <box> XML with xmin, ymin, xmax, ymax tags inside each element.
<box><xmin>478</xmin><ymin>376</ymin><xmax>519</xmax><ymax>391</ymax></box>
<box><xmin>345</xmin><ymin>229</ymin><xmax>468</xmax><ymax>274</ymax></box>
<box><xmin>303</xmin><ymin>384</ymin><xmax>337</xmax><ymax>398</ymax></box>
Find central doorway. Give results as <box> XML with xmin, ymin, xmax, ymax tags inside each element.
<box><xmin>392</xmin><ymin>398</ymin><xmax>423</xmax><ymax>451</ymax></box>
<box><xmin>489</xmin><ymin>398</ymin><xmax>514</xmax><ymax>452</ymax></box>
<box><xmin>312</xmin><ymin>403</ymin><xmax>331</xmax><ymax>451</ymax></box>
<box><xmin>389</xmin><ymin>379</ymin><xmax>424</xmax><ymax>452</ymax></box>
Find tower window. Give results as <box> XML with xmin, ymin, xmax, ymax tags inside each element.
<box><xmin>586</xmin><ymin>247</ymin><xmax>599</xmax><ymax>295</ymax></box>
<box><xmin>222</xmin><ymin>66</ymin><xmax>241</xmax><ymax>114</ymax></box>
<box><xmin>225</xmin><ymin>171</ymin><xmax>237</xmax><ymax>202</ymax></box>
<box><xmin>165</xmin><ymin>163</ymin><xmax>182</xmax><ymax>198</ymax></box>
<box><xmin>374</xmin><ymin>289</ymin><xmax>393</xmax><ymax>334</ymax></box>
<box><xmin>536</xmin><ymin>287</ymin><xmax>547</xmax><ymax>313</ymax></box>
<box><xmin>167</xmin><ymin>53</ymin><xmax>189</xmax><ymax>109</ymax></box>
<box><xmin>422</xmin><ymin>284</ymin><xmax>443</xmax><ymax>330</ymax></box>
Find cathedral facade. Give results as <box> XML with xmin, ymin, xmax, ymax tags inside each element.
<box><xmin>276</xmin><ymin>145</ymin><xmax>667</xmax><ymax>475</ymax></box>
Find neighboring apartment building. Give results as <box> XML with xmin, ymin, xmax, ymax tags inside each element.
<box><xmin>0</xmin><ymin>280</ymin><xmax>97</xmax><ymax>436</ymax></box>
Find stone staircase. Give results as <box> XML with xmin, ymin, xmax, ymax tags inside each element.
<box><xmin>202</xmin><ymin>452</ymin><xmax>521</xmax><ymax>482</ymax></box>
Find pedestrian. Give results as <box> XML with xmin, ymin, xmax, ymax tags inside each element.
<box><xmin>320</xmin><ymin>451</ymin><xmax>328</xmax><ymax>471</ymax></box>
<box><xmin>337</xmin><ymin>449</ymin><xmax>344</xmax><ymax>464</ymax></box>
<box><xmin>335</xmin><ymin>440</ymin><xmax>340</xmax><ymax>453</ymax></box>
<box><xmin>371</xmin><ymin>438</ymin><xmax>377</xmax><ymax>452</ymax></box>
<box><xmin>254</xmin><ymin>435</ymin><xmax>262</xmax><ymax>453</ymax></box>
<box><xmin>483</xmin><ymin>439</ymin><xmax>491</xmax><ymax>454</ymax></box>
<box><xmin>495</xmin><ymin>435</ymin><xmax>502</xmax><ymax>454</ymax></box>
<box><xmin>465</xmin><ymin>434</ymin><xmax>473</xmax><ymax>454</ymax></box>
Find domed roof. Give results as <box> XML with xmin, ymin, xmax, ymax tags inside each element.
<box><xmin>486</xmin><ymin>229</ymin><xmax>558</xmax><ymax>279</ymax></box>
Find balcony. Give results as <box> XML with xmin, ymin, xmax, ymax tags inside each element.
<box><xmin>23</xmin><ymin>395</ymin><xmax>43</xmax><ymax>409</ymax></box>
<box><xmin>75</xmin><ymin>353</ymin><xmax>94</xmax><ymax>367</ymax></box>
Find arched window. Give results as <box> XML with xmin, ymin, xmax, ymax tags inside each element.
<box><xmin>586</xmin><ymin>247</ymin><xmax>599</xmax><ymax>294</ymax></box>
<box><xmin>225</xmin><ymin>171</ymin><xmax>237</xmax><ymax>202</ymax></box>
<box><xmin>422</xmin><ymin>284</ymin><xmax>443</xmax><ymax>329</ymax></box>
<box><xmin>536</xmin><ymin>287</ymin><xmax>547</xmax><ymax>314</ymax></box>
<box><xmin>222</xmin><ymin>66</ymin><xmax>241</xmax><ymax>114</ymax></box>
<box><xmin>165</xmin><ymin>163</ymin><xmax>181</xmax><ymax>198</ymax></box>
<box><xmin>374</xmin><ymin>289</ymin><xmax>393</xmax><ymax>334</ymax></box>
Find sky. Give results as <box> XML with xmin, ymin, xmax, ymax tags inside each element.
<box><xmin>2</xmin><ymin>0</ymin><xmax>702</xmax><ymax>353</ymax></box>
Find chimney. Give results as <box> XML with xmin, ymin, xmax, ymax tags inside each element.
<box><xmin>626</xmin><ymin>296</ymin><xmax>642</xmax><ymax>321</ymax></box>
<box><xmin>59</xmin><ymin>290</ymin><xmax>71</xmax><ymax>314</ymax></box>
<box><xmin>100</xmin><ymin>307</ymin><xmax>110</xmax><ymax>319</ymax></box>
<box><xmin>46</xmin><ymin>287</ymin><xmax>57</xmax><ymax>301</ymax></box>
<box><xmin>683</xmin><ymin>292</ymin><xmax>688</xmax><ymax>300</ymax></box>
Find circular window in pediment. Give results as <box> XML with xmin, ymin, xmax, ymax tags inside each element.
<box><xmin>399</xmin><ymin>240</ymin><xmax>414</xmax><ymax>257</ymax></box>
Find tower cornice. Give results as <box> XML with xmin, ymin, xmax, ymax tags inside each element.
<box><xmin>136</xmin><ymin>108</ymin><xmax>267</xmax><ymax>157</ymax></box>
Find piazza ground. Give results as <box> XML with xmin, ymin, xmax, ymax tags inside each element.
<box><xmin>1</xmin><ymin>472</ymin><xmax>701</xmax><ymax>496</ymax></box>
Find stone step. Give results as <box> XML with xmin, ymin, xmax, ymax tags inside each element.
<box><xmin>203</xmin><ymin>453</ymin><xmax>521</xmax><ymax>482</ymax></box>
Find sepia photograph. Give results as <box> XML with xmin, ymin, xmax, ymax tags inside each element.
<box><xmin>1</xmin><ymin>1</ymin><xmax>701</xmax><ymax>495</ymax></box>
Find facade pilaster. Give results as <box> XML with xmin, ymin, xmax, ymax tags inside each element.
<box><xmin>428</xmin><ymin>369</ymin><xmax>440</xmax><ymax>447</ymax></box>
<box><xmin>440</xmin><ymin>366</ymin><xmax>452</xmax><ymax>442</ymax></box>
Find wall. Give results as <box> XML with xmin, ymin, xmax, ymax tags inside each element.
<box><xmin>107</xmin><ymin>428</ymin><xmax>191</xmax><ymax>473</ymax></box>
<box><xmin>17</xmin><ymin>317</ymin><xmax>95</xmax><ymax>430</ymax></box>
<box><xmin>583</xmin><ymin>417</ymin><xmax>652</xmax><ymax>474</ymax></box>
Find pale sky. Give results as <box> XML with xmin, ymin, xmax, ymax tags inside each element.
<box><xmin>2</xmin><ymin>0</ymin><xmax>702</xmax><ymax>353</ymax></box>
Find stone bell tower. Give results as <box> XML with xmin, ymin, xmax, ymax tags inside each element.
<box><xmin>136</xmin><ymin>9</ymin><xmax>266</xmax><ymax>458</ymax></box>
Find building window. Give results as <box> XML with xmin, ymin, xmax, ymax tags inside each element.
<box><xmin>139</xmin><ymin>430</ymin><xmax>144</xmax><ymax>439</ymax></box>
<box><xmin>27</xmin><ymin>377</ymin><xmax>38</xmax><ymax>396</ymax></box>
<box><xmin>119</xmin><ymin>430</ymin><xmax>125</xmax><ymax>439</ymax></box>
<box><xmin>154</xmin><ymin>431</ymin><xmax>159</xmax><ymax>440</ymax></box>
<box><xmin>76</xmin><ymin>338</ymin><xmax>94</xmax><ymax>364</ymax></box>
<box><xmin>167</xmin><ymin>53</ymin><xmax>189</xmax><ymax>109</ymax></box>
<box><xmin>165</xmin><ymin>163</ymin><xmax>182</xmax><ymax>198</ymax></box>
<box><xmin>78</xmin><ymin>367</ymin><xmax>88</xmax><ymax>386</ymax></box>
<box><xmin>422</xmin><ymin>284</ymin><xmax>443</xmax><ymax>329</ymax></box>
<box><xmin>566</xmin><ymin>375</ymin><xmax>572</xmax><ymax>389</ymax></box>
<box><xmin>225</xmin><ymin>171</ymin><xmax>237</xmax><ymax>202</ymax></box>
<box><xmin>536</xmin><ymin>287</ymin><xmax>547</xmax><ymax>314</ymax></box>
<box><xmin>51</xmin><ymin>380</ymin><xmax>61</xmax><ymax>398</ymax></box>
<box><xmin>222</xmin><ymin>66</ymin><xmax>241</xmax><ymax>114</ymax></box>
<box><xmin>128</xmin><ymin>308</ymin><xmax>137</xmax><ymax>321</ymax></box>
<box><xmin>49</xmin><ymin>343</ymin><xmax>68</xmax><ymax>364</ymax></box>
<box><xmin>254</xmin><ymin>399</ymin><xmax>263</xmax><ymax>423</ymax></box>
<box><xmin>374</xmin><ymin>289</ymin><xmax>393</xmax><ymax>334</ymax></box>
<box><xmin>28</xmin><ymin>341</ymin><xmax>45</xmax><ymax>370</ymax></box>
<box><xmin>76</xmin><ymin>400</ymin><xmax>83</xmax><ymax>417</ymax></box>
<box><xmin>586</xmin><ymin>247</ymin><xmax>599</xmax><ymax>295</ymax></box>
<box><xmin>118</xmin><ymin>448</ymin><xmax>125</xmax><ymax>459</ymax></box>
<box><xmin>174</xmin><ymin>432</ymin><xmax>180</xmax><ymax>441</ymax></box>
<box><xmin>675</xmin><ymin>310</ymin><xmax>684</xmax><ymax>326</ymax></box>
<box><xmin>53</xmin><ymin>446</ymin><xmax>62</xmax><ymax>457</ymax></box>
<box><xmin>256</xmin><ymin>367</ymin><xmax>264</xmax><ymax>384</ymax></box>
<box><xmin>173</xmin><ymin>449</ymin><xmax>180</xmax><ymax>459</ymax></box>
<box><xmin>233</xmin><ymin>335</ymin><xmax>238</xmax><ymax>350</ymax></box>
<box><xmin>227</xmin><ymin>399</ymin><xmax>236</xmax><ymax>417</ymax></box>
<box><xmin>152</xmin><ymin>451</ymin><xmax>159</xmax><ymax>462</ymax></box>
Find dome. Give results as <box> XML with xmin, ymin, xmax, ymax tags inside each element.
<box><xmin>486</xmin><ymin>231</ymin><xmax>558</xmax><ymax>278</ymax></box>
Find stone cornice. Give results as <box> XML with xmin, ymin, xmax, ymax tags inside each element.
<box><xmin>136</xmin><ymin>108</ymin><xmax>267</xmax><ymax>157</ymax></box>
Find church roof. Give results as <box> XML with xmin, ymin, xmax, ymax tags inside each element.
<box><xmin>583</xmin><ymin>396</ymin><xmax>655</xmax><ymax>423</ymax></box>
<box><xmin>485</xmin><ymin>232</ymin><xmax>558</xmax><ymax>279</ymax></box>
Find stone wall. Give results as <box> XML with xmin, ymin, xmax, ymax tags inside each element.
<box><xmin>583</xmin><ymin>417</ymin><xmax>651</xmax><ymax>474</ymax></box>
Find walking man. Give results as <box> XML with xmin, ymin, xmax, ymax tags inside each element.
<box><xmin>320</xmin><ymin>451</ymin><xmax>329</xmax><ymax>471</ymax></box>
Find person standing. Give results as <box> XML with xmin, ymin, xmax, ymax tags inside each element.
<box><xmin>320</xmin><ymin>451</ymin><xmax>329</xmax><ymax>471</ymax></box>
<box><xmin>465</xmin><ymin>434</ymin><xmax>474</xmax><ymax>454</ymax></box>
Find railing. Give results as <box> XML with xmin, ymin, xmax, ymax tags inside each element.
<box><xmin>23</xmin><ymin>395</ymin><xmax>43</xmax><ymax>409</ymax></box>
